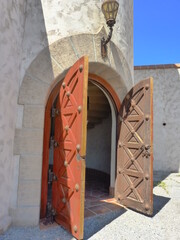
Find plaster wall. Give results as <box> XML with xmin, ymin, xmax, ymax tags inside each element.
<box><xmin>20</xmin><ymin>0</ymin><xmax>133</xmax><ymax>85</ymax></box>
<box><xmin>86</xmin><ymin>115</ymin><xmax>112</xmax><ymax>174</ymax></box>
<box><xmin>134</xmin><ymin>65</ymin><xmax>180</xmax><ymax>173</ymax></box>
<box><xmin>0</xmin><ymin>0</ymin><xmax>27</xmax><ymax>232</ymax></box>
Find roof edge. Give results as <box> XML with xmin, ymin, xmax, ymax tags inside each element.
<box><xmin>134</xmin><ymin>63</ymin><xmax>180</xmax><ymax>70</ymax></box>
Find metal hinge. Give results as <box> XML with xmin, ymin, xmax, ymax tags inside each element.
<box><xmin>46</xmin><ymin>202</ymin><xmax>57</xmax><ymax>221</ymax></box>
<box><xmin>51</xmin><ymin>107</ymin><xmax>60</xmax><ymax>118</ymax></box>
<box><xmin>48</xmin><ymin>169</ymin><xmax>58</xmax><ymax>184</ymax></box>
<box><xmin>50</xmin><ymin>137</ymin><xmax>59</xmax><ymax>149</ymax></box>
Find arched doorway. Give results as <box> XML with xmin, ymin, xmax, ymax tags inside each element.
<box><xmin>39</xmin><ymin>57</ymin><xmax>153</xmax><ymax>240</ymax></box>
<box><xmin>86</xmin><ymin>81</ymin><xmax>112</xmax><ymax>196</ymax></box>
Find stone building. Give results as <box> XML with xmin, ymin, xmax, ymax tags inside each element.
<box><xmin>0</xmin><ymin>1</ymin><xmax>179</xmax><ymax>239</ymax></box>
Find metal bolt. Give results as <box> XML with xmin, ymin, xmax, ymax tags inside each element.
<box><xmin>126</xmin><ymin>94</ymin><xmax>130</xmax><ymax>100</ymax></box>
<box><xmin>74</xmin><ymin>225</ymin><xmax>78</xmax><ymax>233</ymax></box>
<box><xmin>145</xmin><ymin>84</ymin><xmax>149</xmax><ymax>90</ymax></box>
<box><xmin>131</xmin><ymin>129</ymin><xmax>135</xmax><ymax>135</ymax></box>
<box><xmin>64</xmin><ymin>125</ymin><xmax>69</xmax><ymax>132</ymax></box>
<box><xmin>145</xmin><ymin>115</ymin><xmax>149</xmax><ymax>121</ymax></box>
<box><xmin>79</xmin><ymin>65</ymin><xmax>83</xmax><ymax>72</ymax></box>
<box><xmin>66</xmin><ymin>91</ymin><xmax>71</xmax><ymax>97</ymax></box>
<box><xmin>145</xmin><ymin>145</ymin><xmax>150</xmax><ymax>150</ymax></box>
<box><xmin>145</xmin><ymin>174</ymin><xmax>149</xmax><ymax>180</ymax></box>
<box><xmin>76</xmin><ymin>144</ymin><xmax>80</xmax><ymax>151</ymax></box>
<box><xmin>62</xmin><ymin>198</ymin><xmax>66</xmax><ymax>204</ymax></box>
<box><xmin>131</xmin><ymin>157</ymin><xmax>135</xmax><ymax>163</ymax></box>
<box><xmin>62</xmin><ymin>82</ymin><xmax>66</xmax><ymax>88</ymax></box>
<box><xmin>118</xmin><ymin>168</ymin><xmax>122</xmax><ymax>174</ymax></box>
<box><xmin>145</xmin><ymin>203</ymin><xmax>150</xmax><ymax>211</ymax></box>
<box><xmin>75</xmin><ymin>184</ymin><xmax>79</xmax><ymax>192</ymax></box>
<box><xmin>77</xmin><ymin>106</ymin><xmax>82</xmax><ymax>113</ymax></box>
<box><xmin>64</xmin><ymin>161</ymin><xmax>68</xmax><ymax>167</ymax></box>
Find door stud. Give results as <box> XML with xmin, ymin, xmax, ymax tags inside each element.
<box><xmin>79</xmin><ymin>64</ymin><xmax>83</xmax><ymax>72</ymax></box>
<box><xmin>126</xmin><ymin>94</ymin><xmax>130</xmax><ymax>100</ymax></box>
<box><xmin>64</xmin><ymin>161</ymin><xmax>68</xmax><ymax>167</ymax></box>
<box><xmin>145</xmin><ymin>174</ymin><xmax>149</xmax><ymax>180</ymax></box>
<box><xmin>73</xmin><ymin>225</ymin><xmax>78</xmax><ymax>233</ymax></box>
<box><xmin>62</xmin><ymin>198</ymin><xmax>66</xmax><ymax>204</ymax></box>
<box><xmin>76</xmin><ymin>144</ymin><xmax>80</xmax><ymax>151</ymax></box>
<box><xmin>64</xmin><ymin>125</ymin><xmax>69</xmax><ymax>132</ymax></box>
<box><xmin>77</xmin><ymin>106</ymin><xmax>82</xmax><ymax>113</ymax></box>
<box><xmin>145</xmin><ymin>84</ymin><xmax>149</xmax><ymax>90</ymax></box>
<box><xmin>145</xmin><ymin>203</ymin><xmax>150</xmax><ymax>211</ymax></box>
<box><xmin>66</xmin><ymin>91</ymin><xmax>71</xmax><ymax>97</ymax></box>
<box><xmin>145</xmin><ymin>115</ymin><xmax>150</xmax><ymax>121</ymax></box>
<box><xmin>75</xmin><ymin>184</ymin><xmax>79</xmax><ymax>192</ymax></box>
<box><xmin>62</xmin><ymin>82</ymin><xmax>66</xmax><ymax>88</ymax></box>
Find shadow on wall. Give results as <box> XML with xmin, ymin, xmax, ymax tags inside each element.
<box><xmin>12</xmin><ymin>0</ymin><xmax>56</xmax><ymax>228</ymax></box>
<box><xmin>20</xmin><ymin>0</ymin><xmax>51</xmax><ymax>84</ymax></box>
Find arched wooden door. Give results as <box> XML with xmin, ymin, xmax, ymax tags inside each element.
<box><xmin>115</xmin><ymin>78</ymin><xmax>153</xmax><ymax>215</ymax></box>
<box><xmin>52</xmin><ymin>56</ymin><xmax>88</xmax><ymax>239</ymax></box>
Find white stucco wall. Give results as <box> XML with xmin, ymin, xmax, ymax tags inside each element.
<box><xmin>20</xmin><ymin>0</ymin><xmax>133</xmax><ymax>85</ymax></box>
<box><xmin>86</xmin><ymin>115</ymin><xmax>112</xmax><ymax>174</ymax></box>
<box><xmin>134</xmin><ymin>65</ymin><xmax>180</xmax><ymax>173</ymax></box>
<box><xmin>0</xmin><ymin>0</ymin><xmax>133</xmax><ymax>231</ymax></box>
<box><xmin>0</xmin><ymin>0</ymin><xmax>27</xmax><ymax>232</ymax></box>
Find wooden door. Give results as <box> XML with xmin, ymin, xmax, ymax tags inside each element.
<box><xmin>115</xmin><ymin>78</ymin><xmax>153</xmax><ymax>215</ymax></box>
<box><xmin>52</xmin><ymin>56</ymin><xmax>88</xmax><ymax>239</ymax></box>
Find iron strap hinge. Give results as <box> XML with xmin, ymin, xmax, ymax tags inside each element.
<box><xmin>51</xmin><ymin>107</ymin><xmax>60</xmax><ymax>118</ymax></box>
<box><xmin>48</xmin><ymin>169</ymin><xmax>58</xmax><ymax>184</ymax></box>
<box><xmin>50</xmin><ymin>137</ymin><xmax>59</xmax><ymax>148</ymax></box>
<box><xmin>46</xmin><ymin>202</ymin><xmax>57</xmax><ymax>219</ymax></box>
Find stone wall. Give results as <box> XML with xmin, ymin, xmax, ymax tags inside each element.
<box><xmin>134</xmin><ymin>64</ymin><xmax>180</xmax><ymax>173</ymax></box>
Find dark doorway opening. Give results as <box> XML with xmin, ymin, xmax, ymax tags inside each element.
<box><xmin>84</xmin><ymin>81</ymin><xmax>120</xmax><ymax>218</ymax></box>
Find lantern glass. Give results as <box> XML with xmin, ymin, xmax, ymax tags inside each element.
<box><xmin>102</xmin><ymin>0</ymin><xmax>119</xmax><ymax>23</ymax></box>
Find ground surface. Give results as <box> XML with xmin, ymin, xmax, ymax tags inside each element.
<box><xmin>0</xmin><ymin>172</ymin><xmax>180</xmax><ymax>240</ymax></box>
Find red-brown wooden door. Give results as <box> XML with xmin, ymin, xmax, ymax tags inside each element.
<box><xmin>115</xmin><ymin>78</ymin><xmax>153</xmax><ymax>215</ymax></box>
<box><xmin>52</xmin><ymin>56</ymin><xmax>88</xmax><ymax>239</ymax></box>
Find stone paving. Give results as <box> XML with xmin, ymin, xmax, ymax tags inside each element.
<box><xmin>0</xmin><ymin>172</ymin><xmax>180</xmax><ymax>240</ymax></box>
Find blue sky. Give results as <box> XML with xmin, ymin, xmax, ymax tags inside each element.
<box><xmin>134</xmin><ymin>0</ymin><xmax>180</xmax><ymax>65</ymax></box>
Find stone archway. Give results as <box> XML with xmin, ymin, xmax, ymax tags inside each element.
<box><xmin>13</xmin><ymin>28</ymin><xmax>132</xmax><ymax>226</ymax></box>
